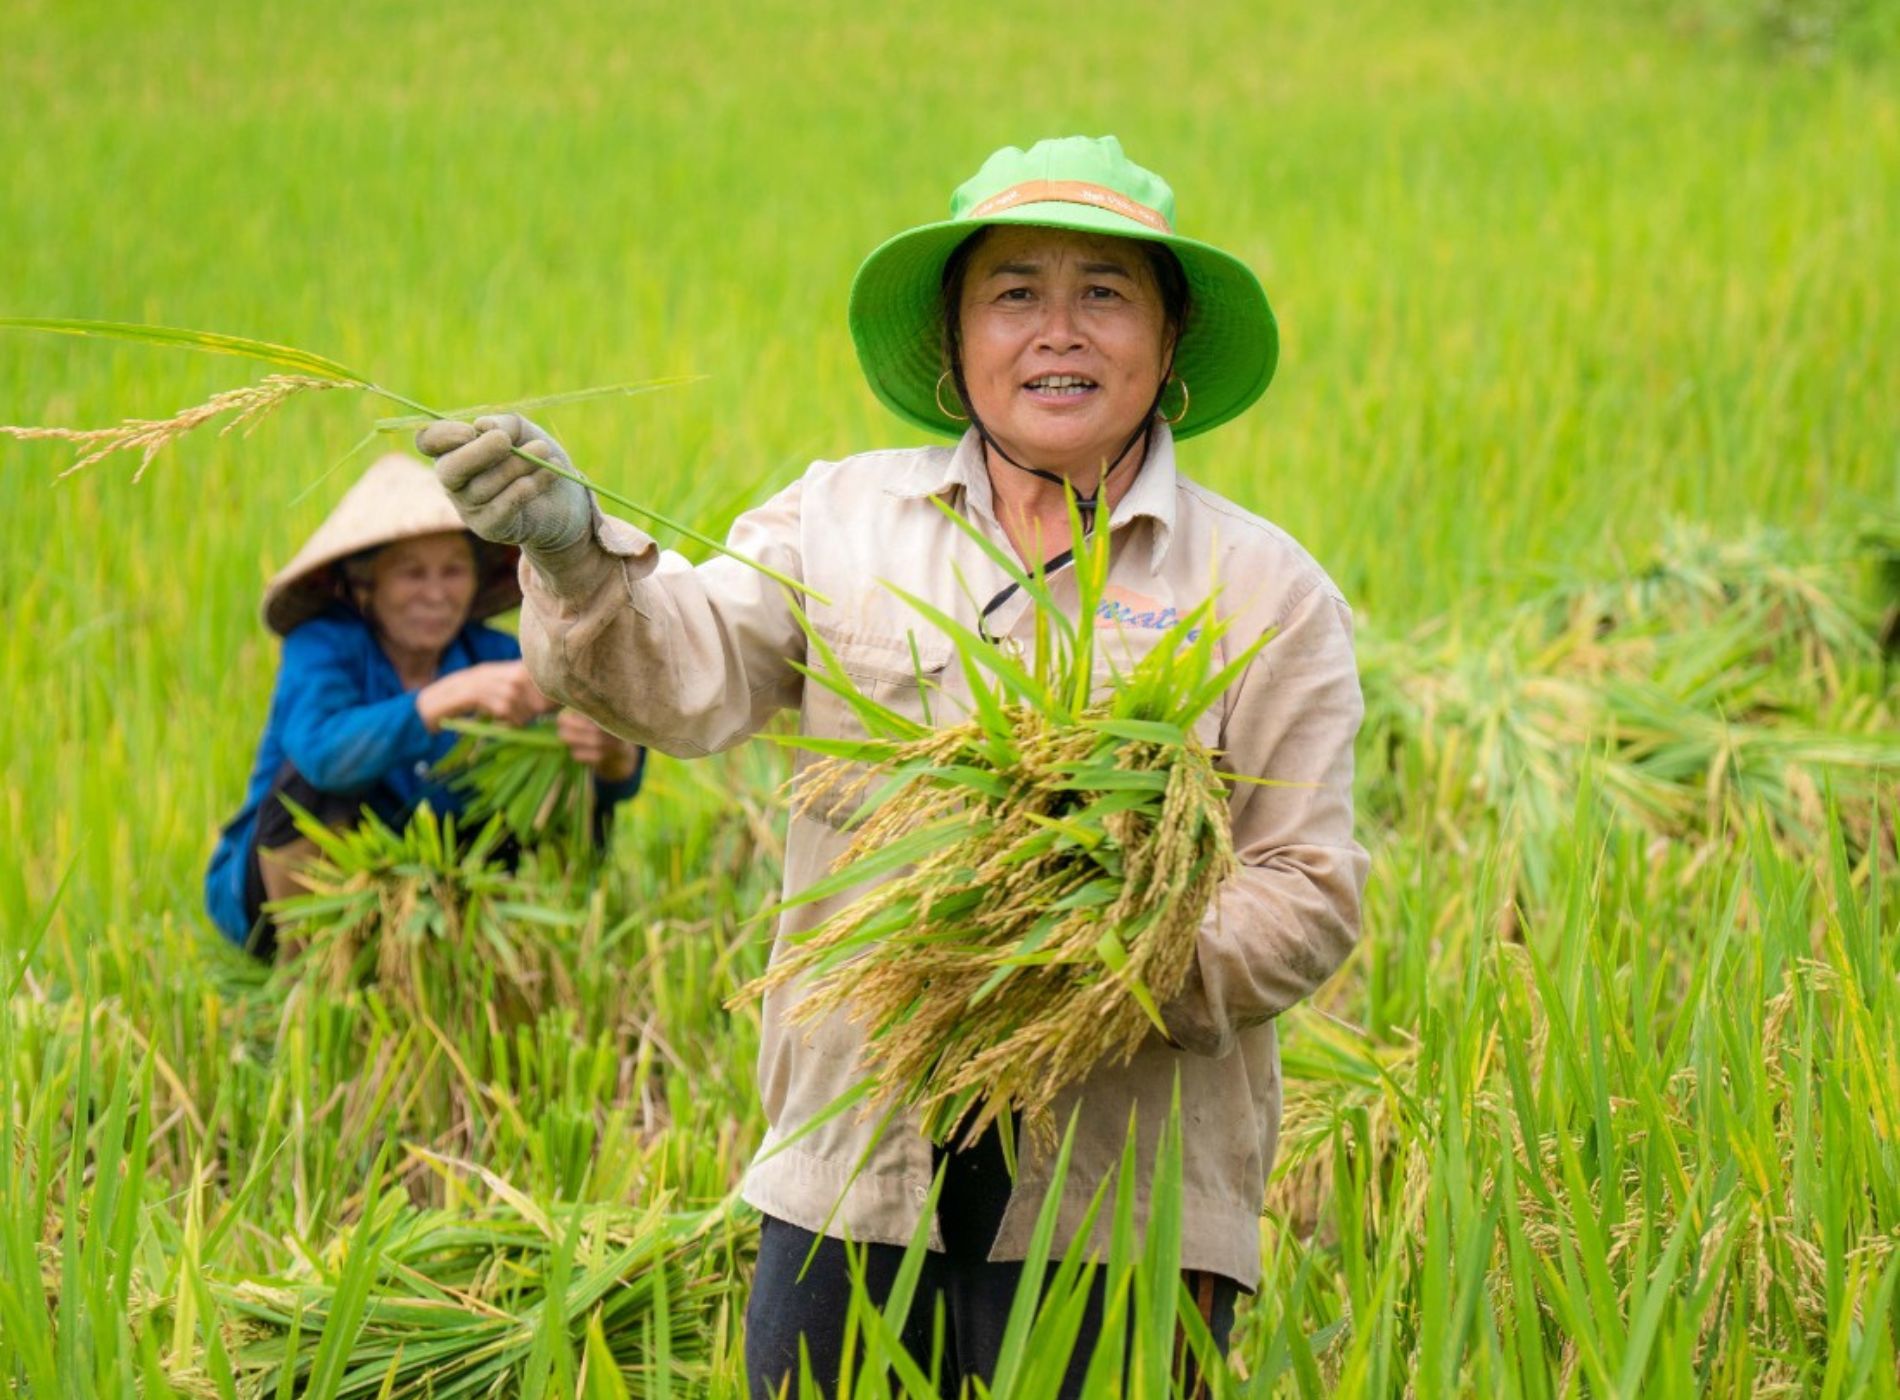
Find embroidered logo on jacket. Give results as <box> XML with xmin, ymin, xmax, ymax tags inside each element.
<box><xmin>1093</xmin><ymin>588</ymin><xmax>1201</xmax><ymax>640</ymax></box>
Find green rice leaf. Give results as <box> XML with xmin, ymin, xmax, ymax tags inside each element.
<box><xmin>886</xmin><ymin>584</ymin><xmax>1048</xmax><ymax>708</ymax></box>
<box><xmin>906</xmin><ymin>762</ymin><xmax>1014</xmax><ymax>799</ymax></box>
<box><xmin>519</xmin><ymin>1207</ymin><xmax>582</xmax><ymax>1400</ymax></box>
<box><xmin>986</xmin><ymin>1112</ymin><xmax>1082</xmax><ymax>1393</ymax></box>
<box><xmin>288</xmin><ymin>429</ymin><xmax>383</xmax><ymax>506</ymax></box>
<box><xmin>759</xmin><ymin>732</ymin><xmax>907</xmax><ymax>763</ymax></box>
<box><xmin>747</xmin><ymin>1077</ymin><xmax>877</xmax><ymax>1168</ymax></box>
<box><xmin>1173</xmin><ymin>623</ymin><xmax>1274</xmax><ymax>725</ymax></box>
<box><xmin>301</xmin><ymin>1166</ymin><xmax>394</xmax><ymax>1400</ymax></box>
<box><xmin>1021</xmin><ymin>809</ymin><xmax>1104</xmax><ymax>849</ymax></box>
<box><xmin>923</xmin><ymin>495</ymin><xmax>1077</xmax><ymax>651</ymax></box>
<box><xmin>765</xmin><ymin>816</ymin><xmax>970</xmax><ymax>915</ymax></box>
<box><xmin>5</xmin><ymin>853</ymin><xmax>72</xmax><ymax>1000</ymax></box>
<box><xmin>787</xmin><ymin>646</ymin><xmax>927</xmax><ymax>742</ymax></box>
<box><xmin>1050</xmin><ymin>879</ymin><xmax>1120</xmax><ymax>911</ymax></box>
<box><xmin>1133</xmin><ymin>1085</ymin><xmax>1186</xmax><ymax>1395</ymax></box>
<box><xmin>1082</xmin><ymin>718</ymin><xmax>1189</xmax><ymax>746</ymax></box>
<box><xmin>581</xmin><ymin>1316</ymin><xmax>630</xmax><ymax>1400</ymax></box>
<box><xmin>0</xmin><ymin>316</ymin><xmax>366</xmax><ymax>381</ymax></box>
<box><xmin>1050</xmin><ymin>767</ymin><xmax>1170</xmax><ymax>792</ymax></box>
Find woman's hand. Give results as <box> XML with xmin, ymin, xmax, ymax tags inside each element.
<box><xmin>415</xmin><ymin>413</ymin><xmax>593</xmax><ymax>555</ymax></box>
<box><xmin>556</xmin><ymin>709</ymin><xmax>642</xmax><ymax>782</ymax></box>
<box><xmin>416</xmin><ymin>660</ymin><xmax>552</xmax><ymax>731</ymax></box>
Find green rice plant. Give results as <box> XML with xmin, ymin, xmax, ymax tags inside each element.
<box><xmin>437</xmin><ymin>717</ymin><xmax>601</xmax><ymax>861</ymax></box>
<box><xmin>236</xmin><ymin>780</ymin><xmax>777</xmax><ymax>1209</ymax></box>
<box><xmin>751</xmin><ymin>1097</ymin><xmax>1218</xmax><ymax>1400</ymax></box>
<box><xmin>1245</xmin><ymin>784</ymin><xmax>1900</xmax><ymax>1395</ymax></box>
<box><xmin>753</xmin><ymin>502</ymin><xmax>1273</xmax><ymax>1149</ymax></box>
<box><xmin>0</xmin><ymin>891</ymin><xmax>208</xmax><ymax>1398</ymax></box>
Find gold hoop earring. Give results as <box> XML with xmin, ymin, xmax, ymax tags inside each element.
<box><xmin>935</xmin><ymin>370</ymin><xmax>969</xmax><ymax>421</ymax></box>
<box><xmin>1159</xmin><ymin>373</ymin><xmax>1190</xmax><ymax>427</ymax></box>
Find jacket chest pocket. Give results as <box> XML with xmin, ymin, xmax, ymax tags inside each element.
<box><xmin>806</xmin><ymin>623</ymin><xmax>953</xmax><ymax>732</ymax></box>
<box><xmin>797</xmin><ymin>622</ymin><xmax>953</xmax><ymax>827</ymax></box>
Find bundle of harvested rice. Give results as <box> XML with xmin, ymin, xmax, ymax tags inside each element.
<box><xmin>220</xmin><ymin>1159</ymin><xmax>750</xmax><ymax>1398</ymax></box>
<box><xmin>1355</xmin><ymin>512</ymin><xmax>1900</xmax><ymax>879</ymax></box>
<box><xmin>438</xmin><ymin>716</ymin><xmax>602</xmax><ymax>859</ymax></box>
<box><xmin>268</xmin><ymin>804</ymin><xmax>587</xmax><ymax>1034</ymax></box>
<box><xmin>753</xmin><ymin>507</ymin><xmax>1274</xmax><ymax>1148</ymax></box>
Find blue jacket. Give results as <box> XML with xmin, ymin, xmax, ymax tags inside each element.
<box><xmin>205</xmin><ymin>606</ymin><xmax>642</xmax><ymax>943</ymax></box>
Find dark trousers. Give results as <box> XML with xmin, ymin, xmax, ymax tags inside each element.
<box><xmin>744</xmin><ymin>1125</ymin><xmax>1240</xmax><ymax>1399</ymax></box>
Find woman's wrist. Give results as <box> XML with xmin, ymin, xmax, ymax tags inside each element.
<box><xmin>414</xmin><ymin>674</ymin><xmax>462</xmax><ymax>732</ymax></box>
<box><xmin>592</xmin><ymin>745</ymin><xmax>640</xmax><ymax>783</ymax></box>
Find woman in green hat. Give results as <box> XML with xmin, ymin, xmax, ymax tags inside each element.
<box><xmin>421</xmin><ymin>135</ymin><xmax>1368</xmax><ymax>1396</ymax></box>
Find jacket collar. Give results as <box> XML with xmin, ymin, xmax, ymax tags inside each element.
<box><xmin>883</xmin><ymin>424</ymin><xmax>1180</xmax><ymax>573</ymax></box>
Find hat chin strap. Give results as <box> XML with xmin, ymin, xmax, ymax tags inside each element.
<box><xmin>950</xmin><ymin>358</ymin><xmax>1174</xmax><ymax>535</ymax></box>
<box><xmin>955</xmin><ymin>361</ymin><xmax>1174</xmax><ymax>649</ymax></box>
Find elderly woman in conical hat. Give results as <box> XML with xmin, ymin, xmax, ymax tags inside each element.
<box><xmin>204</xmin><ymin>453</ymin><xmax>645</xmax><ymax>955</ymax></box>
<box><xmin>420</xmin><ymin>136</ymin><xmax>1368</xmax><ymax>1394</ymax></box>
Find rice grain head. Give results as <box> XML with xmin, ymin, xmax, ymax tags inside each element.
<box><xmin>0</xmin><ymin>375</ymin><xmax>354</xmax><ymax>479</ymax></box>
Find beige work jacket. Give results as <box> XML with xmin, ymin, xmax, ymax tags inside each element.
<box><xmin>516</xmin><ymin>426</ymin><xmax>1368</xmax><ymax>1290</ymax></box>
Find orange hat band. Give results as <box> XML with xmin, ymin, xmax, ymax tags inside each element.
<box><xmin>966</xmin><ymin>180</ymin><xmax>1172</xmax><ymax>235</ymax></box>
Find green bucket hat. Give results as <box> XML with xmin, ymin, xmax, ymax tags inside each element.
<box><xmin>848</xmin><ymin>135</ymin><xmax>1278</xmax><ymax>442</ymax></box>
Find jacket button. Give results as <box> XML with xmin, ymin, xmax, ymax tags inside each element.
<box><xmin>414</xmin><ymin>760</ymin><xmax>430</xmax><ymax>777</ymax></box>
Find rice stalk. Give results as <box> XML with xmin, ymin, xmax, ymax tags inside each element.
<box><xmin>1251</xmin><ymin>793</ymin><xmax>1900</xmax><ymax>1392</ymax></box>
<box><xmin>1356</xmin><ymin>510</ymin><xmax>1900</xmax><ymax>887</ymax></box>
<box><xmin>0</xmin><ymin>316</ymin><xmax>823</xmax><ymax>601</ymax></box>
<box><xmin>768</xmin><ymin>704</ymin><xmax>1237</xmax><ymax>1147</ymax></box>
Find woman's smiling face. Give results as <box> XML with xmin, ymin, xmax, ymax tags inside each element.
<box><xmin>954</xmin><ymin>225</ymin><xmax>1175</xmax><ymax>479</ymax></box>
<box><xmin>361</xmin><ymin>531</ymin><xmax>478</xmax><ymax>659</ymax></box>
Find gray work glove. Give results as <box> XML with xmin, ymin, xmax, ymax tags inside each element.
<box><xmin>415</xmin><ymin>414</ymin><xmax>593</xmax><ymax>556</ymax></box>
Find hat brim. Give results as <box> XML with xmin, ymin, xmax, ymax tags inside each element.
<box><xmin>848</xmin><ymin>202</ymin><xmax>1278</xmax><ymax>442</ymax></box>
<box><xmin>262</xmin><ymin>529</ymin><xmax>521</xmax><ymax>638</ymax></box>
<box><xmin>261</xmin><ymin>454</ymin><xmax>523</xmax><ymax>636</ymax></box>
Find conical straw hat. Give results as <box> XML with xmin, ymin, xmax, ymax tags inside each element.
<box><xmin>261</xmin><ymin>453</ymin><xmax>521</xmax><ymax>637</ymax></box>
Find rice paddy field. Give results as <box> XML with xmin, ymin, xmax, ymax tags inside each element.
<box><xmin>3</xmin><ymin>0</ymin><xmax>1899</xmax><ymax>1393</ymax></box>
